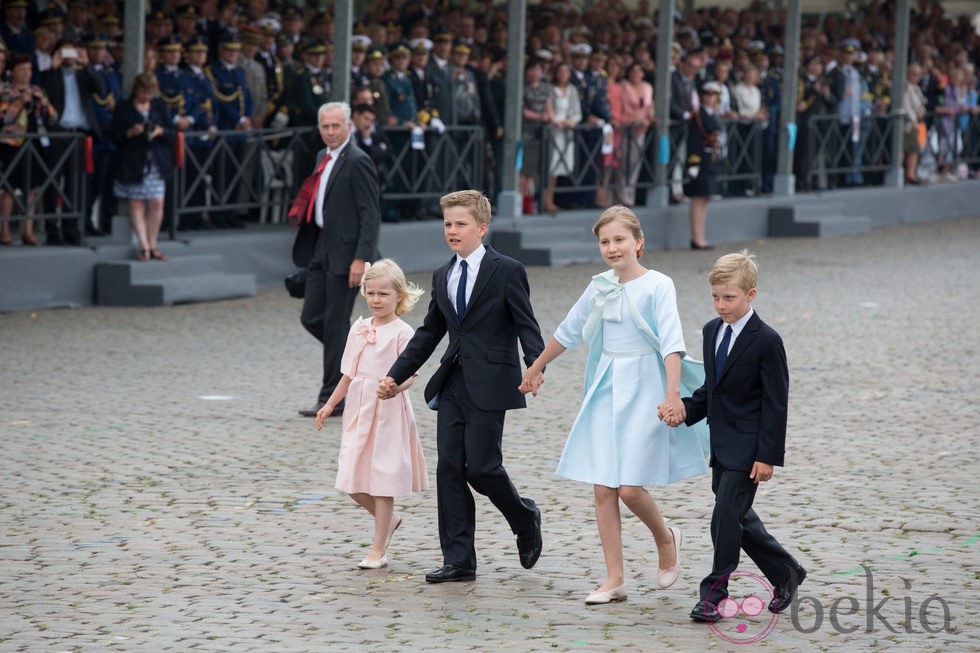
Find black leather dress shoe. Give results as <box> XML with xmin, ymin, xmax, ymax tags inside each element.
<box><xmin>299</xmin><ymin>402</ymin><xmax>343</xmax><ymax>418</ymax></box>
<box><xmin>425</xmin><ymin>564</ymin><xmax>476</xmax><ymax>583</ymax></box>
<box><xmin>768</xmin><ymin>567</ymin><xmax>807</xmax><ymax>614</ymax></box>
<box><xmin>516</xmin><ymin>500</ymin><xmax>542</xmax><ymax>569</ymax></box>
<box><xmin>298</xmin><ymin>403</ymin><xmax>325</xmax><ymax>417</ymax></box>
<box><xmin>690</xmin><ymin>600</ymin><xmax>721</xmax><ymax>623</ymax></box>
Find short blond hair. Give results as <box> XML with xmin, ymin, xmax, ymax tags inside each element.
<box><xmin>709</xmin><ymin>250</ymin><xmax>758</xmax><ymax>292</ymax></box>
<box><xmin>440</xmin><ymin>189</ymin><xmax>492</xmax><ymax>227</ymax></box>
<box><xmin>360</xmin><ymin>258</ymin><xmax>425</xmax><ymax>316</ymax></box>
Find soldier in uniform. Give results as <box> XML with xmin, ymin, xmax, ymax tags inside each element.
<box><xmin>238</xmin><ymin>26</ymin><xmax>267</xmax><ymax>127</ymax></box>
<box><xmin>146</xmin><ymin>9</ymin><xmax>173</xmax><ymax>48</ymax></box>
<box><xmin>256</xmin><ymin>24</ymin><xmax>287</xmax><ymax>128</ymax></box>
<box><xmin>206</xmin><ymin>33</ymin><xmax>253</xmax><ymax>228</ymax></box>
<box><xmin>280</xmin><ymin>5</ymin><xmax>304</xmax><ymax>48</ymax></box>
<box><xmin>794</xmin><ymin>55</ymin><xmax>835</xmax><ymax>191</ymax></box>
<box><xmin>384</xmin><ymin>43</ymin><xmax>417</xmax><ymax>127</ymax></box>
<box><xmin>153</xmin><ymin>35</ymin><xmax>191</xmax><ymax>231</ymax></box>
<box><xmin>1</xmin><ymin>0</ymin><xmax>35</xmax><ymax>57</ymax></box>
<box><xmin>286</xmin><ymin>37</ymin><xmax>330</xmax><ymax>185</ymax></box>
<box><xmin>276</xmin><ymin>32</ymin><xmax>297</xmax><ymax>82</ymax></box>
<box><xmin>408</xmin><ymin>37</ymin><xmax>433</xmax><ymax>128</ymax></box>
<box><xmin>174</xmin><ymin>3</ymin><xmax>202</xmax><ymax>44</ymax></box>
<box><xmin>861</xmin><ymin>46</ymin><xmax>891</xmax><ymax>185</ymax></box>
<box><xmin>425</xmin><ymin>29</ymin><xmax>454</xmax><ymax>127</ymax></box>
<box><xmin>350</xmin><ymin>34</ymin><xmax>372</xmax><ymax>91</ymax></box>
<box><xmin>84</xmin><ymin>32</ymin><xmax>119</xmax><ymax>235</ymax></box>
<box><xmin>759</xmin><ymin>45</ymin><xmax>783</xmax><ymax>194</ymax></box>
<box><xmin>383</xmin><ymin>42</ymin><xmax>418</xmax><ymax>221</ymax></box>
<box><xmin>287</xmin><ymin>37</ymin><xmax>330</xmax><ymax>128</ymax></box>
<box><xmin>569</xmin><ymin>43</ymin><xmax>610</xmax><ymax>208</ymax></box>
<box><xmin>155</xmin><ymin>36</ymin><xmax>189</xmax><ymax>127</ymax></box>
<box><xmin>364</xmin><ymin>46</ymin><xmax>392</xmax><ymax>126</ymax></box>
<box><xmin>181</xmin><ymin>35</ymin><xmax>218</xmax><ymax>229</ymax></box>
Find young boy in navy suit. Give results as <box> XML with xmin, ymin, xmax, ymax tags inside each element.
<box><xmin>379</xmin><ymin>190</ymin><xmax>546</xmax><ymax>583</ymax></box>
<box><xmin>660</xmin><ymin>251</ymin><xmax>806</xmax><ymax>622</ymax></box>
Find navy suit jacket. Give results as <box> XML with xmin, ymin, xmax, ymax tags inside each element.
<box><xmin>292</xmin><ymin>140</ymin><xmax>380</xmax><ymax>274</ymax></box>
<box><xmin>387</xmin><ymin>246</ymin><xmax>545</xmax><ymax>413</ymax></box>
<box><xmin>683</xmin><ymin>311</ymin><xmax>788</xmax><ymax>471</ymax></box>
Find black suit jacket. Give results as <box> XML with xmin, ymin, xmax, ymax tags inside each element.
<box><xmin>40</xmin><ymin>65</ymin><xmax>105</xmax><ymax>142</ymax></box>
<box><xmin>292</xmin><ymin>140</ymin><xmax>380</xmax><ymax>274</ymax></box>
<box><xmin>109</xmin><ymin>97</ymin><xmax>176</xmax><ymax>184</ymax></box>
<box><xmin>387</xmin><ymin>246</ymin><xmax>545</xmax><ymax>413</ymax></box>
<box><xmin>683</xmin><ymin>312</ymin><xmax>788</xmax><ymax>471</ymax></box>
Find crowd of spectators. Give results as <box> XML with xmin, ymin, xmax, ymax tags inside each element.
<box><xmin>0</xmin><ymin>0</ymin><xmax>978</xmax><ymax>245</ymax></box>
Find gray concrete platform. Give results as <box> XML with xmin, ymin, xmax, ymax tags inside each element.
<box><xmin>3</xmin><ymin>180</ymin><xmax>979</xmax><ymax>313</ymax></box>
<box><xmin>0</xmin><ymin>218</ymin><xmax>977</xmax><ymax>651</ymax></box>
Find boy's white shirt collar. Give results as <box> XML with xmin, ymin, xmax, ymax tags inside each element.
<box><xmin>456</xmin><ymin>243</ymin><xmax>486</xmax><ymax>270</ymax></box>
<box><xmin>721</xmin><ymin>307</ymin><xmax>754</xmax><ymax>344</ymax></box>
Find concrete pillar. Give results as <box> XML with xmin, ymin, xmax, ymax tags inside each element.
<box><xmin>121</xmin><ymin>2</ymin><xmax>145</xmax><ymax>97</ymax></box>
<box><xmin>887</xmin><ymin>0</ymin><xmax>912</xmax><ymax>188</ymax></box>
<box><xmin>497</xmin><ymin>0</ymin><xmax>528</xmax><ymax>220</ymax></box>
<box><xmin>332</xmin><ymin>0</ymin><xmax>353</xmax><ymax>103</ymax></box>
<box><xmin>774</xmin><ymin>0</ymin><xmax>802</xmax><ymax>196</ymax></box>
<box><xmin>650</xmin><ymin>0</ymin><xmax>675</xmax><ymax>208</ymax></box>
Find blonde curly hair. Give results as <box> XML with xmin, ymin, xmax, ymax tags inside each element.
<box><xmin>360</xmin><ymin>258</ymin><xmax>425</xmax><ymax>316</ymax></box>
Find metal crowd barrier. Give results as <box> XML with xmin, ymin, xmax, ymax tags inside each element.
<box><xmin>916</xmin><ymin>110</ymin><xmax>980</xmax><ymax>178</ymax></box>
<box><xmin>169</xmin><ymin>124</ymin><xmax>486</xmax><ymax>234</ymax></box>
<box><xmin>10</xmin><ymin>113</ymin><xmax>973</xmax><ymax>242</ymax></box>
<box><xmin>0</xmin><ymin>131</ymin><xmax>88</xmax><ymax>233</ymax></box>
<box><xmin>535</xmin><ymin>118</ymin><xmax>766</xmax><ymax>208</ymax></box>
<box><xmin>800</xmin><ymin>112</ymin><xmax>900</xmax><ymax>190</ymax></box>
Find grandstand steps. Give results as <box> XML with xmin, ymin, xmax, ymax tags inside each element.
<box><xmin>95</xmin><ymin>254</ymin><xmax>256</xmax><ymax>307</ymax></box>
<box><xmin>491</xmin><ymin>212</ymin><xmax>603</xmax><ymax>266</ymax></box>
<box><xmin>768</xmin><ymin>203</ymin><xmax>872</xmax><ymax>238</ymax></box>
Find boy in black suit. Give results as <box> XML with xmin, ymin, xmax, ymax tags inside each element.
<box><xmin>661</xmin><ymin>251</ymin><xmax>805</xmax><ymax>622</ymax></box>
<box><xmin>380</xmin><ymin>190</ymin><xmax>545</xmax><ymax>583</ymax></box>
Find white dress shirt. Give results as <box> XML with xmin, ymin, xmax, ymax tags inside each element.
<box><xmin>313</xmin><ymin>136</ymin><xmax>349</xmax><ymax>228</ymax></box>
<box><xmin>715</xmin><ymin>307</ymin><xmax>754</xmax><ymax>357</ymax></box>
<box><xmin>446</xmin><ymin>243</ymin><xmax>486</xmax><ymax>311</ymax></box>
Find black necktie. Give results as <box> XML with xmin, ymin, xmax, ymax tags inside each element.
<box><xmin>715</xmin><ymin>325</ymin><xmax>733</xmax><ymax>379</ymax></box>
<box><xmin>455</xmin><ymin>260</ymin><xmax>468</xmax><ymax>320</ymax></box>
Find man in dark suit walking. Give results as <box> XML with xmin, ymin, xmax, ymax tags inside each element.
<box><xmin>295</xmin><ymin>101</ymin><xmax>381</xmax><ymax>417</ymax></box>
<box><xmin>380</xmin><ymin>190</ymin><xmax>545</xmax><ymax>583</ymax></box>
<box><xmin>661</xmin><ymin>251</ymin><xmax>806</xmax><ymax>623</ymax></box>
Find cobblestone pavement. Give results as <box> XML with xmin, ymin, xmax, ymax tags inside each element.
<box><xmin>1</xmin><ymin>218</ymin><xmax>978</xmax><ymax>652</ymax></box>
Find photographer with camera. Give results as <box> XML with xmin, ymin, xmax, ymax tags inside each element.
<box><xmin>40</xmin><ymin>37</ymin><xmax>106</xmax><ymax>244</ymax></box>
<box><xmin>109</xmin><ymin>72</ymin><xmax>174</xmax><ymax>262</ymax></box>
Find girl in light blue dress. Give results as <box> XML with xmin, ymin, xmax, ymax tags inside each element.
<box><xmin>521</xmin><ymin>206</ymin><xmax>708</xmax><ymax>604</ymax></box>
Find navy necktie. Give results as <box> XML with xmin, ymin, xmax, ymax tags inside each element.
<box><xmin>455</xmin><ymin>260</ymin><xmax>468</xmax><ymax>320</ymax></box>
<box><xmin>715</xmin><ymin>324</ymin><xmax>733</xmax><ymax>379</ymax></box>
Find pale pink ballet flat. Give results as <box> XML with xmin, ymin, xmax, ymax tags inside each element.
<box><xmin>357</xmin><ymin>555</ymin><xmax>388</xmax><ymax>570</ymax></box>
<box><xmin>657</xmin><ymin>526</ymin><xmax>682</xmax><ymax>588</ymax></box>
<box><xmin>585</xmin><ymin>582</ymin><xmax>628</xmax><ymax>604</ymax></box>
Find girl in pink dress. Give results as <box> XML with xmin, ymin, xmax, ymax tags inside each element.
<box><xmin>316</xmin><ymin>259</ymin><xmax>429</xmax><ymax>570</ymax></box>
